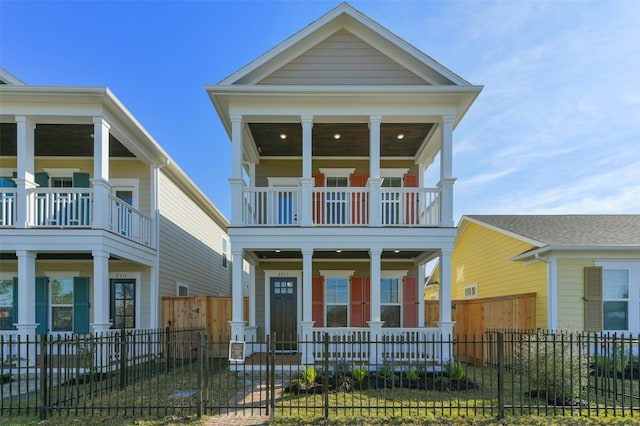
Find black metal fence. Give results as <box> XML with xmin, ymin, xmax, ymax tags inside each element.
<box><xmin>1</xmin><ymin>329</ymin><xmax>639</xmax><ymax>421</ymax></box>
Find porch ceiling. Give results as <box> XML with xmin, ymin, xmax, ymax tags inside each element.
<box><xmin>0</xmin><ymin>123</ymin><xmax>135</xmax><ymax>157</ymax></box>
<box><xmin>253</xmin><ymin>249</ymin><xmax>427</xmax><ymax>261</ymax></box>
<box><xmin>248</xmin><ymin>122</ymin><xmax>432</xmax><ymax>157</ymax></box>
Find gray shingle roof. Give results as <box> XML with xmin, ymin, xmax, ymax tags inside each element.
<box><xmin>465</xmin><ymin>215</ymin><xmax>640</xmax><ymax>247</ymax></box>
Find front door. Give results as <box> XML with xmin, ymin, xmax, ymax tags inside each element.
<box><xmin>270</xmin><ymin>277</ymin><xmax>297</xmax><ymax>350</ymax></box>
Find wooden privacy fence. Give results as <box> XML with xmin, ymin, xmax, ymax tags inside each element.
<box><xmin>161</xmin><ymin>296</ymin><xmax>249</xmax><ymax>340</ymax></box>
<box><xmin>425</xmin><ymin>293</ymin><xmax>536</xmax><ymax>362</ymax></box>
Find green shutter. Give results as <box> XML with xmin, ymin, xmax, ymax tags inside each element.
<box><xmin>35</xmin><ymin>277</ymin><xmax>49</xmax><ymax>334</ymax></box>
<box><xmin>72</xmin><ymin>172</ymin><xmax>90</xmax><ymax>188</ymax></box>
<box><xmin>73</xmin><ymin>277</ymin><xmax>90</xmax><ymax>334</ymax></box>
<box><xmin>584</xmin><ymin>267</ymin><xmax>603</xmax><ymax>332</ymax></box>
<box><xmin>34</xmin><ymin>172</ymin><xmax>49</xmax><ymax>188</ymax></box>
<box><xmin>12</xmin><ymin>278</ymin><xmax>18</xmax><ymax>330</ymax></box>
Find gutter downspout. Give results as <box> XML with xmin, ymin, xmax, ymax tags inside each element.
<box><xmin>151</xmin><ymin>159</ymin><xmax>170</xmax><ymax>329</ymax></box>
<box><xmin>535</xmin><ymin>253</ymin><xmax>557</xmax><ymax>331</ymax></box>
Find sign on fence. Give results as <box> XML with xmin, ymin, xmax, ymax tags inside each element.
<box><xmin>229</xmin><ymin>340</ymin><xmax>245</xmax><ymax>362</ymax></box>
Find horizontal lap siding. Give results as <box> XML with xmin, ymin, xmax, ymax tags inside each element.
<box><xmin>557</xmin><ymin>258</ymin><xmax>594</xmax><ymax>330</ymax></box>
<box><xmin>158</xmin><ymin>172</ymin><xmax>231</xmax><ymax>300</ymax></box>
<box><xmin>258</xmin><ymin>30</ymin><xmax>427</xmax><ymax>85</ymax></box>
<box><xmin>453</xmin><ymin>223</ymin><xmax>547</xmax><ymax>328</ymax></box>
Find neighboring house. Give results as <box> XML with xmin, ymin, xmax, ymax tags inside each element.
<box><xmin>430</xmin><ymin>215</ymin><xmax>640</xmax><ymax>333</ymax></box>
<box><xmin>206</xmin><ymin>3</ymin><xmax>481</xmax><ymax>362</ymax></box>
<box><xmin>0</xmin><ymin>68</ymin><xmax>231</xmax><ymax>338</ymax></box>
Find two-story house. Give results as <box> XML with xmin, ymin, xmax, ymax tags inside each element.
<box><xmin>0</xmin><ymin>68</ymin><xmax>231</xmax><ymax>340</ymax></box>
<box><xmin>206</xmin><ymin>3</ymin><xmax>481</xmax><ymax>363</ymax></box>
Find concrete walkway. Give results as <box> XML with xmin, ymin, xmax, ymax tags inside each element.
<box><xmin>205</xmin><ymin>371</ymin><xmax>293</xmax><ymax>426</ymax></box>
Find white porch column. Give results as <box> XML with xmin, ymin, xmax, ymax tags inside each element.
<box><xmin>368</xmin><ymin>248</ymin><xmax>383</xmax><ymax>364</ymax></box>
<box><xmin>92</xmin><ymin>117</ymin><xmax>111</xmax><ymax>230</ymax></box>
<box><xmin>230</xmin><ymin>114</ymin><xmax>244</xmax><ymax>226</ymax></box>
<box><xmin>368</xmin><ymin>116</ymin><xmax>382</xmax><ymax>227</ymax></box>
<box><xmin>301</xmin><ymin>248</ymin><xmax>315</xmax><ymax>364</ymax></box>
<box><xmin>15</xmin><ymin>116</ymin><xmax>36</xmax><ymax>229</ymax></box>
<box><xmin>300</xmin><ymin>116</ymin><xmax>313</xmax><ymax>226</ymax></box>
<box><xmin>437</xmin><ymin>248</ymin><xmax>455</xmax><ymax>362</ymax></box>
<box><xmin>418</xmin><ymin>262</ymin><xmax>426</xmax><ymax>327</ymax></box>
<box><xmin>91</xmin><ymin>250</ymin><xmax>111</xmax><ymax>333</ymax></box>
<box><xmin>16</xmin><ymin>251</ymin><xmax>37</xmax><ymax>334</ymax></box>
<box><xmin>229</xmin><ymin>248</ymin><xmax>246</xmax><ymax>341</ymax></box>
<box><xmin>438</xmin><ymin>115</ymin><xmax>455</xmax><ymax>227</ymax></box>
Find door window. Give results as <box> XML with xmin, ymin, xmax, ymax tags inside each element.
<box><xmin>111</xmin><ymin>279</ymin><xmax>136</xmax><ymax>329</ymax></box>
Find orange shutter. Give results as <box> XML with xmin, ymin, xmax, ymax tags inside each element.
<box><xmin>403</xmin><ymin>276</ymin><xmax>418</xmax><ymax>327</ymax></box>
<box><xmin>312</xmin><ymin>275</ymin><xmax>325</xmax><ymax>327</ymax></box>
<box><xmin>350</xmin><ymin>276</ymin><xmax>364</xmax><ymax>327</ymax></box>
<box><xmin>312</xmin><ymin>173</ymin><xmax>325</xmax><ymax>224</ymax></box>
<box><xmin>363</xmin><ymin>275</ymin><xmax>371</xmax><ymax>324</ymax></box>
<box><xmin>403</xmin><ymin>173</ymin><xmax>418</xmax><ymax>224</ymax></box>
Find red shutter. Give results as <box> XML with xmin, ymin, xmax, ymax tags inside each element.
<box><xmin>350</xmin><ymin>173</ymin><xmax>368</xmax><ymax>224</ymax></box>
<box><xmin>403</xmin><ymin>173</ymin><xmax>418</xmax><ymax>224</ymax></box>
<box><xmin>403</xmin><ymin>276</ymin><xmax>418</xmax><ymax>327</ymax></box>
<box><xmin>350</xmin><ymin>276</ymin><xmax>364</xmax><ymax>327</ymax></box>
<box><xmin>312</xmin><ymin>275</ymin><xmax>325</xmax><ymax>327</ymax></box>
<box><xmin>363</xmin><ymin>275</ymin><xmax>371</xmax><ymax>324</ymax></box>
<box><xmin>312</xmin><ymin>173</ymin><xmax>325</xmax><ymax>225</ymax></box>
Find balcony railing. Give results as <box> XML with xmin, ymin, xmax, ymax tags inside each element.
<box><xmin>1</xmin><ymin>189</ymin><xmax>152</xmax><ymax>247</ymax></box>
<box><xmin>108</xmin><ymin>194</ymin><xmax>152</xmax><ymax>246</ymax></box>
<box><xmin>241</xmin><ymin>186</ymin><xmax>441</xmax><ymax>226</ymax></box>
<box><xmin>0</xmin><ymin>190</ymin><xmax>16</xmax><ymax>227</ymax></box>
<box><xmin>31</xmin><ymin>188</ymin><xmax>93</xmax><ymax>227</ymax></box>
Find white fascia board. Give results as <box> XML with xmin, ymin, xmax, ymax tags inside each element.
<box><xmin>512</xmin><ymin>245</ymin><xmax>640</xmax><ymax>262</ymax></box>
<box><xmin>460</xmin><ymin>216</ymin><xmax>547</xmax><ymax>247</ymax></box>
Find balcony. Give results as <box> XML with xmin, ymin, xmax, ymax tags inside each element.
<box><xmin>241</xmin><ymin>186</ymin><xmax>441</xmax><ymax>227</ymax></box>
<box><xmin>0</xmin><ymin>188</ymin><xmax>152</xmax><ymax>246</ymax></box>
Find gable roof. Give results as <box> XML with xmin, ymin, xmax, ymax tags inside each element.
<box><xmin>0</xmin><ymin>68</ymin><xmax>26</xmax><ymax>86</ymax></box>
<box><xmin>218</xmin><ymin>3</ymin><xmax>470</xmax><ymax>87</ymax></box>
<box><xmin>461</xmin><ymin>215</ymin><xmax>640</xmax><ymax>260</ymax></box>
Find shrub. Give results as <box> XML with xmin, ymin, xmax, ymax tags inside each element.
<box><xmin>301</xmin><ymin>365</ymin><xmax>317</xmax><ymax>384</ymax></box>
<box><xmin>406</xmin><ymin>366</ymin><xmax>419</xmax><ymax>382</ymax></box>
<box><xmin>352</xmin><ymin>364</ymin><xmax>367</xmax><ymax>382</ymax></box>
<box><xmin>446</xmin><ymin>361</ymin><xmax>465</xmax><ymax>380</ymax></box>
<box><xmin>376</xmin><ymin>359</ymin><xmax>395</xmax><ymax>385</ymax></box>
<box><xmin>513</xmin><ymin>330</ymin><xmax>589</xmax><ymax>404</ymax></box>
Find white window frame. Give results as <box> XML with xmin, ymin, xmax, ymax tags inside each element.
<box><xmin>597</xmin><ymin>261</ymin><xmax>640</xmax><ymax>333</ymax></box>
<box><xmin>176</xmin><ymin>281</ymin><xmax>190</xmax><ymax>296</ymax></box>
<box><xmin>380</xmin><ymin>270</ymin><xmax>407</xmax><ymax>327</ymax></box>
<box><xmin>320</xmin><ymin>270</ymin><xmax>354</xmax><ymax>327</ymax></box>
<box><xmin>43</xmin><ymin>168</ymin><xmax>80</xmax><ymax>188</ymax></box>
<box><xmin>222</xmin><ymin>237</ymin><xmax>229</xmax><ymax>269</ymax></box>
<box><xmin>464</xmin><ymin>283</ymin><xmax>479</xmax><ymax>300</ymax></box>
<box><xmin>110</xmin><ymin>178</ymin><xmax>140</xmax><ymax>209</ymax></box>
<box><xmin>45</xmin><ymin>271</ymin><xmax>80</xmax><ymax>336</ymax></box>
<box><xmin>0</xmin><ymin>273</ymin><xmax>15</xmax><ymax>331</ymax></box>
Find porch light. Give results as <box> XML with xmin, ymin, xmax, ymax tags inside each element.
<box><xmin>396</xmin><ymin>133</ymin><xmax>405</xmax><ymax>140</ymax></box>
<box><xmin>275</xmin><ymin>249</ymin><xmax>281</xmax><ymax>253</ymax></box>
<box><xmin>279</xmin><ymin>133</ymin><xmax>287</xmax><ymax>140</ymax></box>
<box><xmin>394</xmin><ymin>250</ymin><xmax>400</xmax><ymax>253</ymax></box>
<box><xmin>336</xmin><ymin>249</ymin><xmax>342</xmax><ymax>253</ymax></box>
<box><xmin>333</xmin><ymin>133</ymin><xmax>341</xmax><ymax>140</ymax></box>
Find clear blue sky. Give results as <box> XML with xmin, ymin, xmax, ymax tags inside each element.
<box><xmin>2</xmin><ymin>0</ymin><xmax>639</xmax><ymax>221</ymax></box>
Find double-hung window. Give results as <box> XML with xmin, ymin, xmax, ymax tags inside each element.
<box><xmin>51</xmin><ymin>277</ymin><xmax>74</xmax><ymax>332</ymax></box>
<box><xmin>381</xmin><ymin>278</ymin><xmax>401</xmax><ymax>327</ymax></box>
<box><xmin>0</xmin><ymin>278</ymin><xmax>15</xmax><ymax>330</ymax></box>
<box><xmin>598</xmin><ymin>262</ymin><xmax>640</xmax><ymax>333</ymax></box>
<box><xmin>326</xmin><ymin>277</ymin><xmax>349</xmax><ymax>327</ymax></box>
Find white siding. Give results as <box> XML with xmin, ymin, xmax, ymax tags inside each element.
<box><xmin>158</xmin><ymin>172</ymin><xmax>231</xmax><ymax>301</ymax></box>
<box><xmin>258</xmin><ymin>30</ymin><xmax>427</xmax><ymax>85</ymax></box>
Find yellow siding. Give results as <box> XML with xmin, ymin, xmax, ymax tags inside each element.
<box><xmin>557</xmin><ymin>258</ymin><xmax>594</xmax><ymax>330</ymax></box>
<box><xmin>452</xmin><ymin>222</ymin><xmax>548</xmax><ymax>328</ymax></box>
